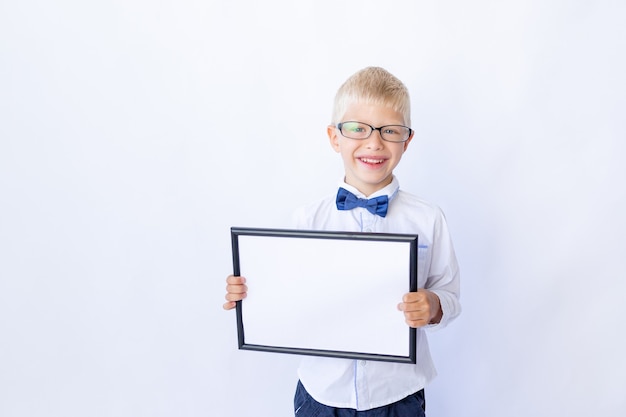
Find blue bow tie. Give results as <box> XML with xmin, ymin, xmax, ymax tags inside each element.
<box><xmin>336</xmin><ymin>187</ymin><xmax>389</xmax><ymax>217</ymax></box>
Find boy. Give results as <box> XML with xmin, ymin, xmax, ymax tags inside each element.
<box><xmin>224</xmin><ymin>66</ymin><xmax>461</xmax><ymax>416</ymax></box>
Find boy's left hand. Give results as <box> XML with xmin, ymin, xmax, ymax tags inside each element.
<box><xmin>397</xmin><ymin>290</ymin><xmax>442</xmax><ymax>328</ymax></box>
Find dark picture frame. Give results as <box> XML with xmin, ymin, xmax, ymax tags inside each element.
<box><xmin>230</xmin><ymin>227</ymin><xmax>418</xmax><ymax>364</ymax></box>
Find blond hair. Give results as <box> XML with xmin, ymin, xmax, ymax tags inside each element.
<box><xmin>331</xmin><ymin>66</ymin><xmax>411</xmax><ymax>126</ymax></box>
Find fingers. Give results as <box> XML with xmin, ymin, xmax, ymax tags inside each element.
<box><xmin>226</xmin><ymin>275</ymin><xmax>246</xmax><ymax>285</ymax></box>
<box><xmin>402</xmin><ymin>310</ymin><xmax>431</xmax><ymax>327</ymax></box>
<box><xmin>397</xmin><ymin>291</ymin><xmax>432</xmax><ymax>328</ymax></box>
<box><xmin>223</xmin><ymin>275</ymin><xmax>247</xmax><ymax>310</ymax></box>
<box><xmin>405</xmin><ymin>316</ymin><xmax>430</xmax><ymax>328</ymax></box>
<box><xmin>402</xmin><ymin>306</ymin><xmax>430</xmax><ymax>328</ymax></box>
<box><xmin>225</xmin><ymin>275</ymin><xmax>247</xmax><ymax>294</ymax></box>
<box><xmin>398</xmin><ymin>292</ymin><xmax>427</xmax><ymax>311</ymax></box>
<box><xmin>225</xmin><ymin>282</ymin><xmax>248</xmax><ymax>297</ymax></box>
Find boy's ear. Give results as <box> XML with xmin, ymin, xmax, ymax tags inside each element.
<box><xmin>327</xmin><ymin>125</ymin><xmax>341</xmax><ymax>152</ymax></box>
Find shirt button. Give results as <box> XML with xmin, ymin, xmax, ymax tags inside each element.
<box><xmin>364</xmin><ymin>228</ymin><xmax>372</xmax><ymax>233</ymax></box>
<box><xmin>360</xmin><ymin>360</ymin><xmax>367</xmax><ymax>366</ymax></box>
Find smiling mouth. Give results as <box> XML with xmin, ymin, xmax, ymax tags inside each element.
<box><xmin>359</xmin><ymin>157</ymin><xmax>385</xmax><ymax>164</ymax></box>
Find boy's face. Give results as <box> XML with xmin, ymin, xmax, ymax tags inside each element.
<box><xmin>328</xmin><ymin>102</ymin><xmax>413</xmax><ymax>196</ymax></box>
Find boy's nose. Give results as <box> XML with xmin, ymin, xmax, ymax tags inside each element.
<box><xmin>364</xmin><ymin>130</ymin><xmax>385</xmax><ymax>149</ymax></box>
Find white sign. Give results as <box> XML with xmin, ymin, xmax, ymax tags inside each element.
<box><xmin>231</xmin><ymin>227</ymin><xmax>418</xmax><ymax>363</ymax></box>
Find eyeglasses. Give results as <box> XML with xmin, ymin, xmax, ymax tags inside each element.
<box><xmin>337</xmin><ymin>121</ymin><xmax>412</xmax><ymax>143</ymax></box>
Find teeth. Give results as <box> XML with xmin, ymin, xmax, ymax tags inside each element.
<box><xmin>360</xmin><ymin>158</ymin><xmax>384</xmax><ymax>164</ymax></box>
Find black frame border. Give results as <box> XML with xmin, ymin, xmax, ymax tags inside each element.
<box><xmin>231</xmin><ymin>227</ymin><xmax>418</xmax><ymax>364</ymax></box>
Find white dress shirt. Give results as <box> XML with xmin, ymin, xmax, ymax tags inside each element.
<box><xmin>292</xmin><ymin>176</ymin><xmax>461</xmax><ymax>411</ymax></box>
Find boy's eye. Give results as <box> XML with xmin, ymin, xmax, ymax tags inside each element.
<box><xmin>383</xmin><ymin>128</ymin><xmax>399</xmax><ymax>135</ymax></box>
<box><xmin>342</xmin><ymin>122</ymin><xmax>367</xmax><ymax>133</ymax></box>
<box><xmin>341</xmin><ymin>122</ymin><xmax>370</xmax><ymax>138</ymax></box>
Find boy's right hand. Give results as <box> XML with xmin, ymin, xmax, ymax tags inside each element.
<box><xmin>223</xmin><ymin>275</ymin><xmax>247</xmax><ymax>310</ymax></box>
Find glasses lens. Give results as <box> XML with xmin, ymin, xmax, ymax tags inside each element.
<box><xmin>340</xmin><ymin>122</ymin><xmax>371</xmax><ymax>139</ymax></box>
<box><xmin>380</xmin><ymin>125</ymin><xmax>410</xmax><ymax>142</ymax></box>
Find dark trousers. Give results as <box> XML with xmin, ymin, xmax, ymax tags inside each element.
<box><xmin>294</xmin><ymin>381</ymin><xmax>426</xmax><ymax>417</ymax></box>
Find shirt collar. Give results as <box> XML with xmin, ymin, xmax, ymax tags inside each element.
<box><xmin>337</xmin><ymin>176</ymin><xmax>400</xmax><ymax>201</ymax></box>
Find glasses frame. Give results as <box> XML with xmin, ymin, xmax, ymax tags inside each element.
<box><xmin>337</xmin><ymin>121</ymin><xmax>413</xmax><ymax>143</ymax></box>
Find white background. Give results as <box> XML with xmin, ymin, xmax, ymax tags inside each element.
<box><xmin>1</xmin><ymin>1</ymin><xmax>625</xmax><ymax>416</ymax></box>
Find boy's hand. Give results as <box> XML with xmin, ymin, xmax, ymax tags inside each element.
<box><xmin>397</xmin><ymin>290</ymin><xmax>442</xmax><ymax>328</ymax></box>
<box><xmin>223</xmin><ymin>275</ymin><xmax>247</xmax><ymax>310</ymax></box>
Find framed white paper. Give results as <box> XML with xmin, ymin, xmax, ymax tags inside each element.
<box><xmin>230</xmin><ymin>227</ymin><xmax>418</xmax><ymax>363</ymax></box>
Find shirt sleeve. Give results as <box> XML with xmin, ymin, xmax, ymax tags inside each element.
<box><xmin>425</xmin><ymin>208</ymin><xmax>461</xmax><ymax>330</ymax></box>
